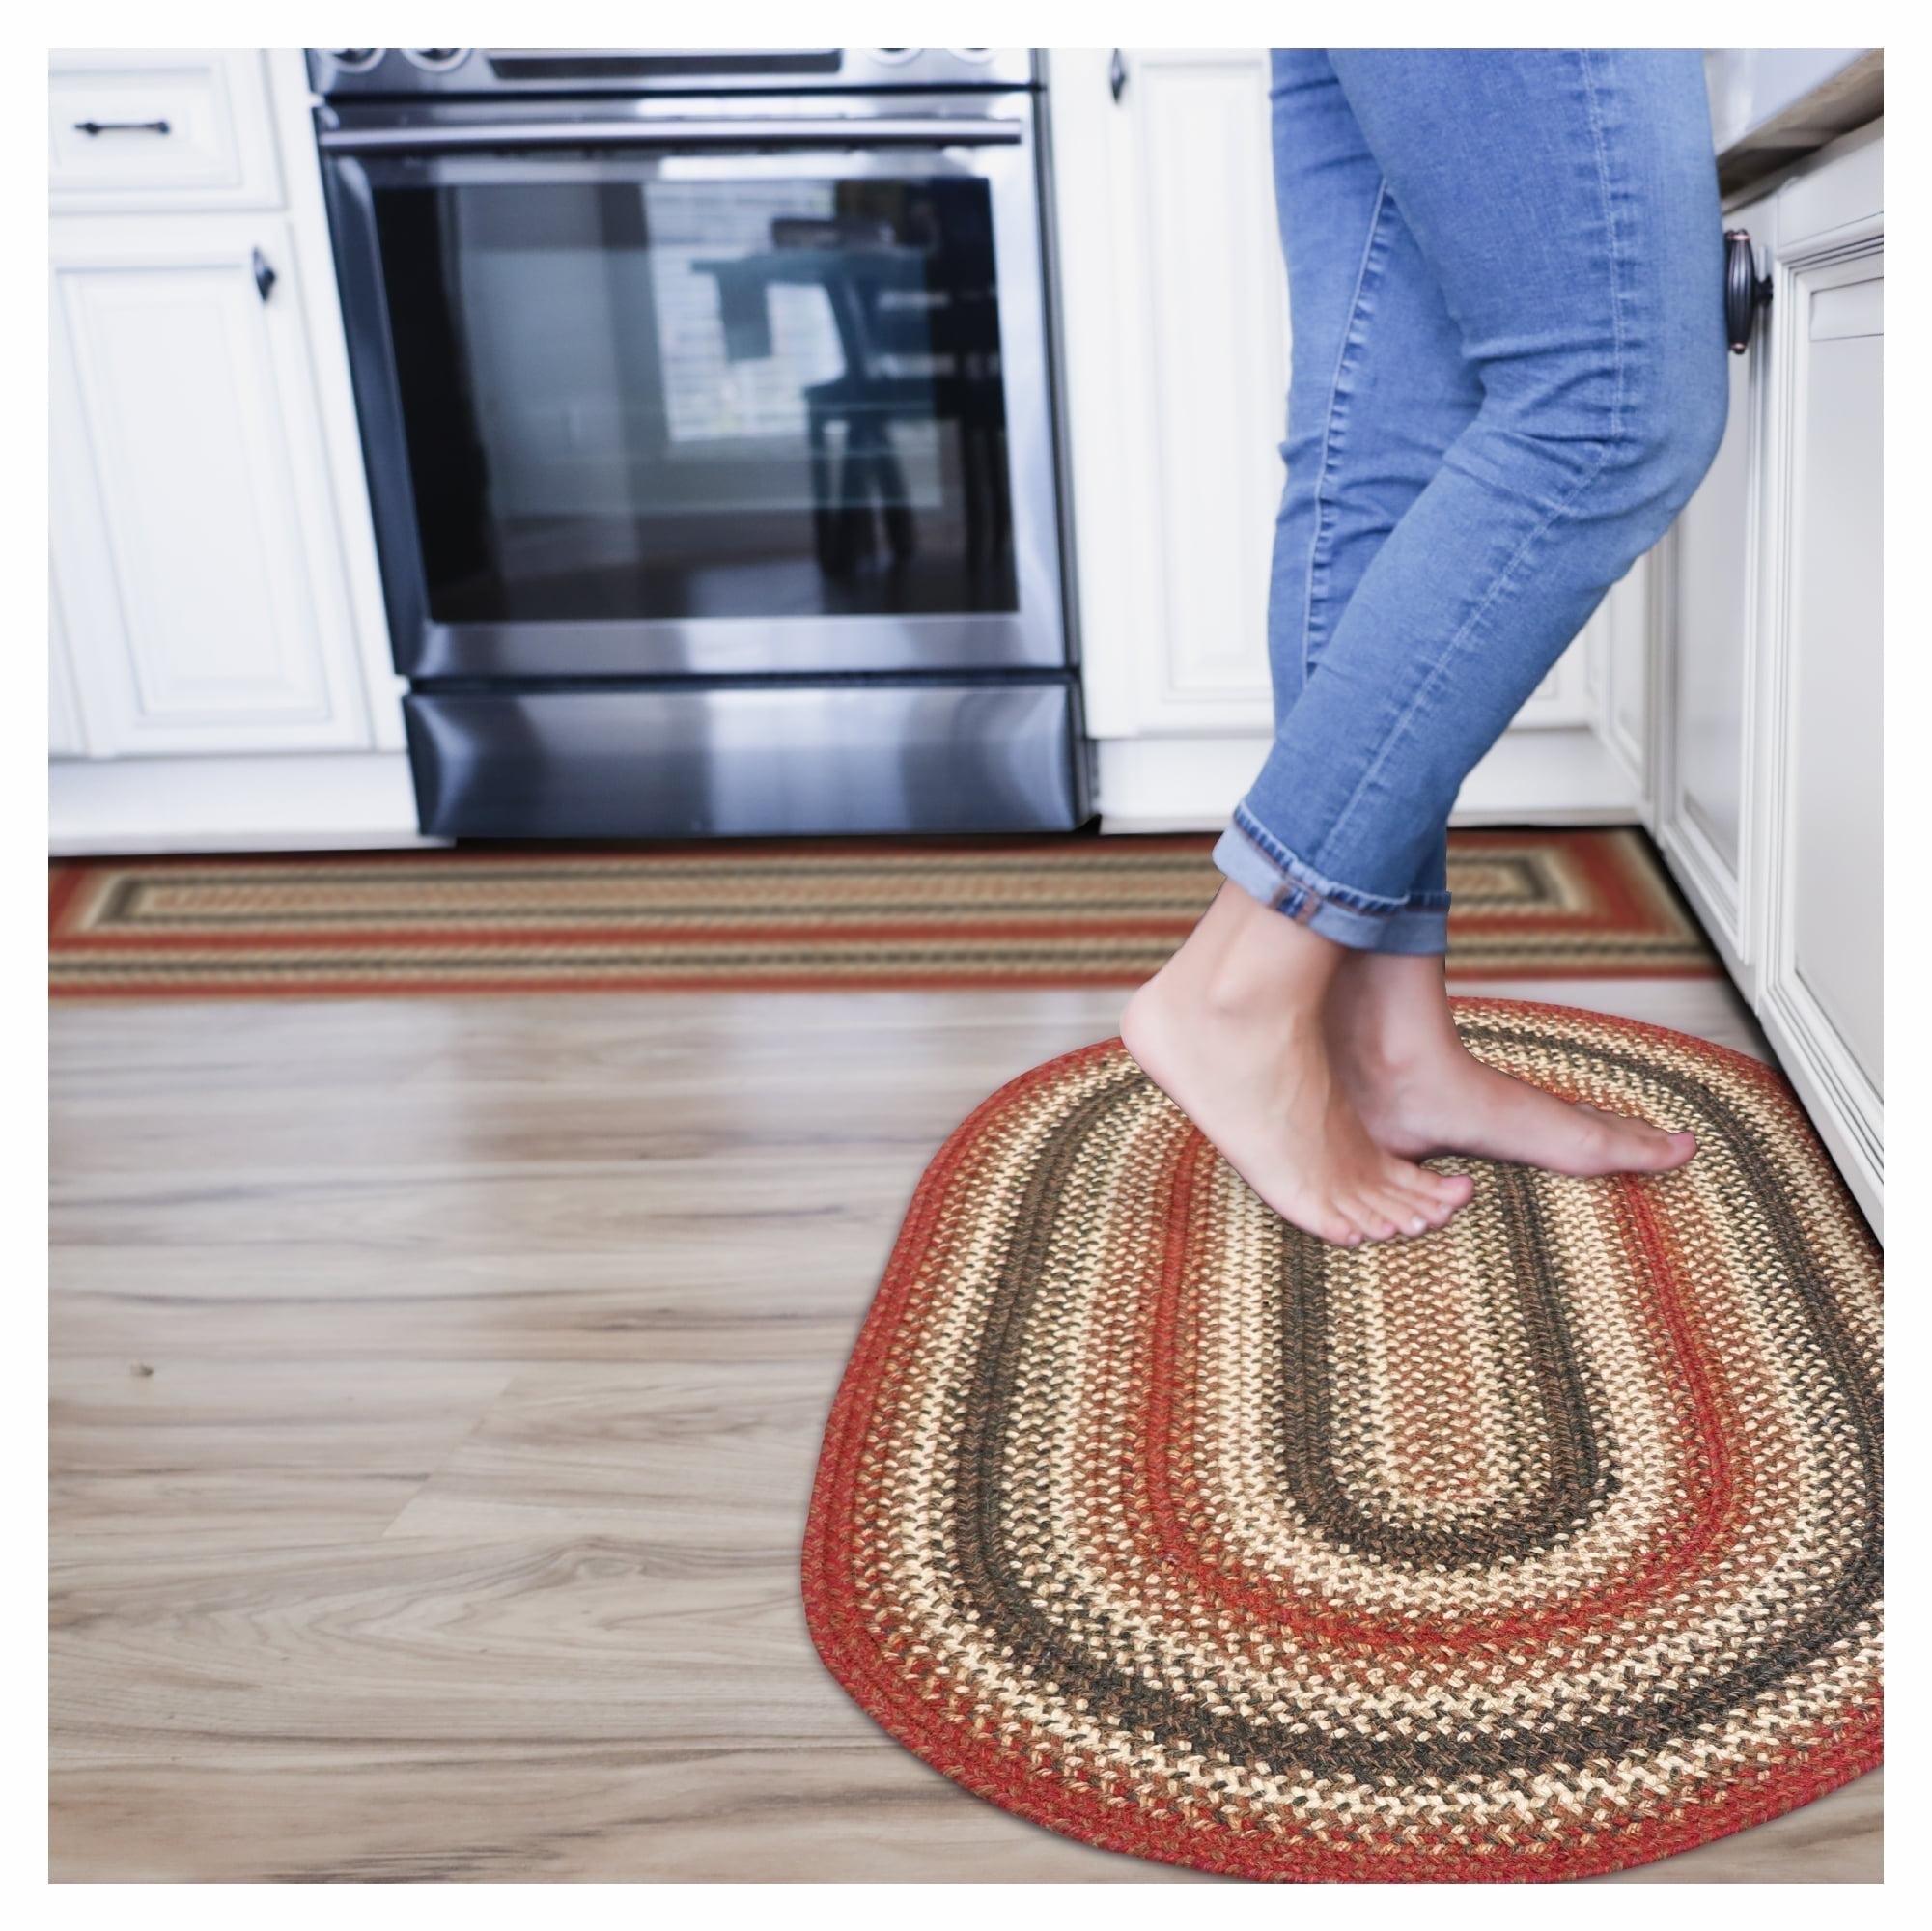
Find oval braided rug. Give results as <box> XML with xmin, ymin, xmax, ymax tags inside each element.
<box><xmin>802</xmin><ymin>999</ymin><xmax>1883</xmax><ymax>1882</ymax></box>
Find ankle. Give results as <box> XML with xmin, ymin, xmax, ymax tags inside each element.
<box><xmin>1331</xmin><ymin>1007</ymin><xmax>1466</xmax><ymax>1086</ymax></box>
<box><xmin>1162</xmin><ymin>885</ymin><xmax>1339</xmax><ymax>1016</ymax></box>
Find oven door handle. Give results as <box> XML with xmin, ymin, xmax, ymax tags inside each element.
<box><xmin>318</xmin><ymin>116</ymin><xmax>1025</xmax><ymax>154</ymax></box>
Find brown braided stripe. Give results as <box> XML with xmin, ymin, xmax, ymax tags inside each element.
<box><xmin>47</xmin><ymin>827</ymin><xmax>1714</xmax><ymax>999</ymax></box>
<box><xmin>802</xmin><ymin>999</ymin><xmax>1882</xmax><ymax>1883</ymax></box>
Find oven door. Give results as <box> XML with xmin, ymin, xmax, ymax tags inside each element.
<box><xmin>320</xmin><ymin>104</ymin><xmax>1066</xmax><ymax>679</ymax></box>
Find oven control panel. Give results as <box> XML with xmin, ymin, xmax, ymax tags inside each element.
<box><xmin>307</xmin><ymin>48</ymin><xmax>1036</xmax><ymax>97</ymax></box>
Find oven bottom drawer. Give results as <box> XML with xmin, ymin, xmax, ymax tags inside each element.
<box><xmin>405</xmin><ymin>679</ymin><xmax>1090</xmax><ymax>840</ymax></box>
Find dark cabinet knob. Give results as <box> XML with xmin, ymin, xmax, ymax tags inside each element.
<box><xmin>1725</xmin><ymin>229</ymin><xmax>1773</xmax><ymax>354</ymax></box>
<box><xmin>251</xmin><ymin>247</ymin><xmax>276</xmax><ymax>305</ymax></box>
<box><xmin>1109</xmin><ymin>49</ymin><xmax>1128</xmax><ymax>103</ymax></box>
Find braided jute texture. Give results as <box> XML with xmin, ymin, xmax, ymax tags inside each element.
<box><xmin>802</xmin><ymin>999</ymin><xmax>1882</xmax><ymax>1882</ymax></box>
<box><xmin>47</xmin><ymin>827</ymin><xmax>1712</xmax><ymax>1000</ymax></box>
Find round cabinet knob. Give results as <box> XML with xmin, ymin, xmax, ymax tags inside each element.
<box><xmin>403</xmin><ymin>48</ymin><xmax>470</xmax><ymax>71</ymax></box>
<box><xmin>1724</xmin><ymin>229</ymin><xmax>1773</xmax><ymax>354</ymax></box>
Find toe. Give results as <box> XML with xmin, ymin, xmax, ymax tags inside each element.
<box><xmin>1625</xmin><ymin>1125</ymin><xmax>1688</xmax><ymax>1169</ymax></box>
<box><xmin>1389</xmin><ymin>1164</ymin><xmax>1447</xmax><ymax>1208</ymax></box>
<box><xmin>1416</xmin><ymin>1170</ymin><xmax>1474</xmax><ymax>1226</ymax></box>
<box><xmin>1380</xmin><ymin>1189</ymin><xmax>1433</xmax><ymax>1239</ymax></box>
<box><xmin>1417</xmin><ymin>1166</ymin><xmax>1474</xmax><ymax>1209</ymax></box>
<box><xmin>1305</xmin><ymin>1208</ymin><xmax>1362</xmax><ymax>1247</ymax></box>
<box><xmin>1578</xmin><ymin>1105</ymin><xmax>1698</xmax><ymax>1173</ymax></box>
<box><xmin>1367</xmin><ymin>1178</ymin><xmax>1427</xmax><ymax>1231</ymax></box>
<box><xmin>1346</xmin><ymin>1197</ymin><xmax>1401</xmax><ymax>1242</ymax></box>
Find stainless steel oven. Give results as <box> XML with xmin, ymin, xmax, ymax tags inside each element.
<box><xmin>311</xmin><ymin>48</ymin><xmax>1085</xmax><ymax>837</ymax></box>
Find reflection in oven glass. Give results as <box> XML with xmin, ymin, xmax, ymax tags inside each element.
<box><xmin>372</xmin><ymin>173</ymin><xmax>1018</xmax><ymax>630</ymax></box>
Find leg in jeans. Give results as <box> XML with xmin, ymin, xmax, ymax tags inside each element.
<box><xmin>1260</xmin><ymin>51</ymin><xmax>1476</xmax><ymax>951</ymax></box>
<box><xmin>1221</xmin><ymin>49</ymin><xmax>1725</xmax><ymax>922</ymax></box>
<box><xmin>1120</xmin><ymin>54</ymin><xmax>1485</xmax><ymax>1247</ymax></box>
<box><xmin>1125</xmin><ymin>50</ymin><xmax>1723</xmax><ymax>1244</ymax></box>
<box><xmin>1259</xmin><ymin>51</ymin><xmax>1715</xmax><ymax>1177</ymax></box>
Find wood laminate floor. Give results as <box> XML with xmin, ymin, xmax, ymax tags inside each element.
<box><xmin>49</xmin><ymin>979</ymin><xmax>1881</xmax><ymax>1882</ymax></box>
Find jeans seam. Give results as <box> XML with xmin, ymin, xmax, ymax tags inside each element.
<box><xmin>1581</xmin><ymin>49</ymin><xmax>1628</xmax><ymax>445</ymax></box>
<box><xmin>1300</xmin><ymin>178</ymin><xmax>1391</xmax><ymax>686</ymax></box>
<box><xmin>1309</xmin><ymin>53</ymin><xmax>1628</xmax><ymax>876</ymax></box>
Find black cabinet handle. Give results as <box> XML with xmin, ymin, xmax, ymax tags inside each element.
<box><xmin>1725</xmin><ymin>229</ymin><xmax>1773</xmax><ymax>354</ymax></box>
<box><xmin>73</xmin><ymin>118</ymin><xmax>170</xmax><ymax>137</ymax></box>
<box><xmin>1109</xmin><ymin>49</ymin><xmax>1128</xmax><ymax>103</ymax></box>
<box><xmin>251</xmin><ymin>247</ymin><xmax>276</xmax><ymax>305</ymax></box>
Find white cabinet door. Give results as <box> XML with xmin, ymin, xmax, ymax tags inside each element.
<box><xmin>1758</xmin><ymin>237</ymin><xmax>1883</xmax><ymax>1226</ymax></box>
<box><xmin>1051</xmin><ymin>48</ymin><xmax>1283</xmax><ymax>742</ymax></box>
<box><xmin>49</xmin><ymin>216</ymin><xmax>372</xmax><ymax>754</ymax></box>
<box><xmin>1654</xmin><ymin>186</ymin><xmax>1778</xmax><ymax>986</ymax></box>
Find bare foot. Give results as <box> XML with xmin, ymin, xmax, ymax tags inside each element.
<box><xmin>1121</xmin><ymin>884</ymin><xmax>1473</xmax><ymax>1245</ymax></box>
<box><xmin>1327</xmin><ymin>953</ymin><xmax>1697</xmax><ymax>1176</ymax></box>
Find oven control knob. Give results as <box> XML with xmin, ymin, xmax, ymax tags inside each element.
<box><xmin>327</xmin><ymin>49</ymin><xmax>382</xmax><ymax>71</ymax></box>
<box><xmin>403</xmin><ymin>48</ymin><xmax>470</xmax><ymax>70</ymax></box>
<box><xmin>872</xmin><ymin>49</ymin><xmax>923</xmax><ymax>64</ymax></box>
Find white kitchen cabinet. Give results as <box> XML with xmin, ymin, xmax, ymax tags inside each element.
<box><xmin>1049</xmin><ymin>48</ymin><xmax>1646</xmax><ymax>829</ymax></box>
<box><xmin>50</xmin><ymin>217</ymin><xmax>371</xmax><ymax>753</ymax></box>
<box><xmin>1653</xmin><ymin>120</ymin><xmax>1882</xmax><ymax>1231</ymax></box>
<box><xmin>1755</xmin><ymin>132</ymin><xmax>1884</xmax><ymax>1228</ymax></box>
<box><xmin>1049</xmin><ymin>47</ymin><xmax>1281</xmax><ymax>754</ymax></box>
<box><xmin>48</xmin><ymin>50</ymin><xmax>413</xmax><ymax>849</ymax></box>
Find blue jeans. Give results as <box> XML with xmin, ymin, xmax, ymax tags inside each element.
<box><xmin>1212</xmin><ymin>49</ymin><xmax>1727</xmax><ymax>954</ymax></box>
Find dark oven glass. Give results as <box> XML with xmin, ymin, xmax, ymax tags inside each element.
<box><xmin>368</xmin><ymin>160</ymin><xmax>1018</xmax><ymax>630</ymax></box>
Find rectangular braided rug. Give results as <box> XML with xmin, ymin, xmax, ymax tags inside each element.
<box><xmin>47</xmin><ymin>826</ymin><xmax>1715</xmax><ymax>1001</ymax></box>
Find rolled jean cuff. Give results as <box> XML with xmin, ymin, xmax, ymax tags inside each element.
<box><xmin>1212</xmin><ymin>805</ymin><xmax>1450</xmax><ymax>956</ymax></box>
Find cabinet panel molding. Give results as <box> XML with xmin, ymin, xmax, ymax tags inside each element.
<box><xmin>1605</xmin><ymin>554</ymin><xmax>1652</xmax><ymax>796</ymax></box>
<box><xmin>1777</xmin><ymin>118</ymin><xmax>1883</xmax><ymax>255</ymax></box>
<box><xmin>48</xmin><ymin>565</ymin><xmax>86</xmax><ymax>759</ymax></box>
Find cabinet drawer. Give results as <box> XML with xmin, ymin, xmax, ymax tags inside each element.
<box><xmin>49</xmin><ymin>51</ymin><xmax>280</xmax><ymax>211</ymax></box>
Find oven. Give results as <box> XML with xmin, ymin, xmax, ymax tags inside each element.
<box><xmin>310</xmin><ymin>49</ymin><xmax>1085</xmax><ymax>837</ymax></box>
